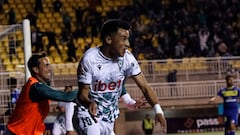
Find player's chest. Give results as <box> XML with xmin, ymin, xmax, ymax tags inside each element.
<box><xmin>92</xmin><ymin>61</ymin><xmax>125</xmax><ymax>76</ymax></box>
<box><xmin>92</xmin><ymin>62</ymin><xmax>125</xmax><ymax>82</ymax></box>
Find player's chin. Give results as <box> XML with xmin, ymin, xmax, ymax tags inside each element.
<box><xmin>119</xmin><ymin>53</ymin><xmax>124</xmax><ymax>57</ymax></box>
<box><xmin>119</xmin><ymin>50</ymin><xmax>125</xmax><ymax>57</ymax></box>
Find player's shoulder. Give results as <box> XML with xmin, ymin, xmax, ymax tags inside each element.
<box><xmin>84</xmin><ymin>47</ymin><xmax>99</xmax><ymax>56</ymax></box>
<box><xmin>82</xmin><ymin>47</ymin><xmax>100</xmax><ymax>60</ymax></box>
<box><xmin>123</xmin><ymin>50</ymin><xmax>136</xmax><ymax>59</ymax></box>
<box><xmin>125</xmin><ymin>50</ymin><xmax>134</xmax><ymax>56</ymax></box>
<box><xmin>123</xmin><ymin>50</ymin><xmax>138</xmax><ymax>63</ymax></box>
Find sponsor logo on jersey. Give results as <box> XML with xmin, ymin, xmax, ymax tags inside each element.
<box><xmin>223</xmin><ymin>90</ymin><xmax>238</xmax><ymax>97</ymax></box>
<box><xmin>94</xmin><ymin>80</ymin><xmax>122</xmax><ymax>91</ymax></box>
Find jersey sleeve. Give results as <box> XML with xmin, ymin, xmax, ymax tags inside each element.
<box><xmin>77</xmin><ymin>56</ymin><xmax>92</xmax><ymax>84</ymax></box>
<box><xmin>217</xmin><ymin>88</ymin><xmax>223</xmax><ymax>97</ymax></box>
<box><xmin>65</xmin><ymin>102</ymin><xmax>76</xmax><ymax>131</ymax></box>
<box><xmin>125</xmin><ymin>51</ymin><xmax>141</xmax><ymax>77</ymax></box>
<box><xmin>120</xmin><ymin>86</ymin><xmax>127</xmax><ymax>97</ymax></box>
<box><xmin>29</xmin><ymin>82</ymin><xmax>78</xmax><ymax>102</ymax></box>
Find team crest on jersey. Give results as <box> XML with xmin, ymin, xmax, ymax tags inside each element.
<box><xmin>97</xmin><ymin>64</ymin><xmax>101</xmax><ymax>70</ymax></box>
<box><xmin>118</xmin><ymin>60</ymin><xmax>123</xmax><ymax>70</ymax></box>
<box><xmin>131</xmin><ymin>62</ymin><xmax>135</xmax><ymax>67</ymax></box>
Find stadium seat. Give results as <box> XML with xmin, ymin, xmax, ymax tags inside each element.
<box><xmin>19</xmin><ymin>58</ymin><xmax>24</xmax><ymax>64</ymax></box>
<box><xmin>229</xmin><ymin>60</ymin><xmax>240</xmax><ymax>68</ymax></box>
<box><xmin>166</xmin><ymin>58</ymin><xmax>174</xmax><ymax>64</ymax></box>
<box><xmin>3</xmin><ymin>58</ymin><xmax>11</xmax><ymax>65</ymax></box>
<box><xmin>181</xmin><ymin>57</ymin><xmax>193</xmax><ymax>70</ymax></box>
<box><xmin>0</xmin><ymin>52</ymin><xmax>8</xmax><ymax>59</ymax></box>
<box><xmin>53</xmin><ymin>57</ymin><xmax>63</xmax><ymax>64</ymax></box>
<box><xmin>138</xmin><ymin>53</ymin><xmax>146</xmax><ymax>60</ymax></box>
<box><xmin>96</xmin><ymin>6</ymin><xmax>103</xmax><ymax>12</ymax></box>
<box><xmin>11</xmin><ymin>58</ymin><xmax>20</xmax><ymax>65</ymax></box>
<box><xmin>61</xmin><ymin>67</ymin><xmax>69</xmax><ymax>75</ymax></box>
<box><xmin>197</xmin><ymin>57</ymin><xmax>207</xmax><ymax>70</ymax></box>
<box><xmin>46</xmin><ymin>12</ymin><xmax>53</xmax><ymax>19</ymax></box>
<box><xmin>5</xmin><ymin>64</ymin><xmax>15</xmax><ymax>72</ymax></box>
<box><xmin>53</xmin><ymin>67</ymin><xmax>61</xmax><ymax>75</ymax></box>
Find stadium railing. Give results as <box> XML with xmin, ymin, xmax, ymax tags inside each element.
<box><xmin>44</xmin><ymin>56</ymin><xmax>240</xmax><ymax>85</ymax></box>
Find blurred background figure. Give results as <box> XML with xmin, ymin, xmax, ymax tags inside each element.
<box><xmin>142</xmin><ymin>114</ymin><xmax>154</xmax><ymax>135</ymax></box>
<box><xmin>5</xmin><ymin>77</ymin><xmax>20</xmax><ymax>115</ymax></box>
<box><xmin>52</xmin><ymin>84</ymin><xmax>73</xmax><ymax>135</ymax></box>
<box><xmin>167</xmin><ymin>69</ymin><xmax>178</xmax><ymax>96</ymax></box>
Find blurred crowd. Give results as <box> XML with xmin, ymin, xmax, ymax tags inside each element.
<box><xmin>4</xmin><ymin>0</ymin><xmax>240</xmax><ymax>60</ymax></box>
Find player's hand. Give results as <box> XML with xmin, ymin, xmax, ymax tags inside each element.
<box><xmin>208</xmin><ymin>98</ymin><xmax>215</xmax><ymax>104</ymax></box>
<box><xmin>134</xmin><ymin>99</ymin><xmax>145</xmax><ymax>109</ymax></box>
<box><xmin>125</xmin><ymin>99</ymin><xmax>145</xmax><ymax>110</ymax></box>
<box><xmin>66</xmin><ymin>131</ymin><xmax>77</xmax><ymax>135</ymax></box>
<box><xmin>155</xmin><ymin>113</ymin><xmax>167</xmax><ymax>133</ymax></box>
<box><xmin>208</xmin><ymin>100</ymin><xmax>214</xmax><ymax>104</ymax></box>
<box><xmin>88</xmin><ymin>101</ymin><xmax>98</xmax><ymax>122</ymax></box>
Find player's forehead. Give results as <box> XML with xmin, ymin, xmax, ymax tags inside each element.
<box><xmin>114</xmin><ymin>28</ymin><xmax>130</xmax><ymax>38</ymax></box>
<box><xmin>39</xmin><ymin>57</ymin><xmax>51</xmax><ymax>65</ymax></box>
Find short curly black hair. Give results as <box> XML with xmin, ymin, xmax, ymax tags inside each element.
<box><xmin>100</xmin><ymin>19</ymin><xmax>131</xmax><ymax>42</ymax></box>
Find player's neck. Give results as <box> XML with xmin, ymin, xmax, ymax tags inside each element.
<box><xmin>100</xmin><ymin>46</ymin><xmax>118</xmax><ymax>60</ymax></box>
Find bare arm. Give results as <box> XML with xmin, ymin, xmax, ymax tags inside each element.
<box><xmin>209</xmin><ymin>96</ymin><xmax>222</xmax><ymax>104</ymax></box>
<box><xmin>78</xmin><ymin>82</ymin><xmax>92</xmax><ymax>105</ymax></box>
<box><xmin>132</xmin><ymin>73</ymin><xmax>159</xmax><ymax>106</ymax></box>
<box><xmin>132</xmin><ymin>72</ymin><xmax>167</xmax><ymax>132</ymax></box>
<box><xmin>78</xmin><ymin>82</ymin><xmax>97</xmax><ymax>117</ymax></box>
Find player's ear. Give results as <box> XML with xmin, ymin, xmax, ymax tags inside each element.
<box><xmin>105</xmin><ymin>36</ymin><xmax>111</xmax><ymax>44</ymax></box>
<box><xmin>32</xmin><ymin>67</ymin><xmax>39</xmax><ymax>74</ymax></box>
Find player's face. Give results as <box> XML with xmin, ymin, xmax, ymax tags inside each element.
<box><xmin>227</xmin><ymin>77</ymin><xmax>234</xmax><ymax>86</ymax></box>
<box><xmin>110</xmin><ymin>28</ymin><xmax>130</xmax><ymax>57</ymax></box>
<box><xmin>37</xmin><ymin>57</ymin><xmax>52</xmax><ymax>82</ymax></box>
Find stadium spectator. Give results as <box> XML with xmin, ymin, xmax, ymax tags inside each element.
<box><xmin>52</xmin><ymin>0</ymin><xmax>63</xmax><ymax>13</ymax></box>
<box><xmin>61</xmin><ymin>9</ymin><xmax>71</xmax><ymax>32</ymax></box>
<box><xmin>198</xmin><ymin>28</ymin><xmax>210</xmax><ymax>56</ymax></box>
<box><xmin>209</xmin><ymin>75</ymin><xmax>240</xmax><ymax>135</ymax></box>
<box><xmin>25</xmin><ymin>11</ymin><xmax>37</xmax><ymax>28</ymax></box>
<box><xmin>8</xmin><ymin>35</ymin><xmax>17</xmax><ymax>62</ymax></box>
<box><xmin>4</xmin><ymin>0</ymin><xmax>240</xmax><ymax>60</ymax></box>
<box><xmin>34</xmin><ymin>0</ymin><xmax>43</xmax><ymax>13</ymax></box>
<box><xmin>46</xmin><ymin>28</ymin><xmax>62</xmax><ymax>57</ymax></box>
<box><xmin>74</xmin><ymin>19</ymin><xmax>166</xmax><ymax>135</ymax></box>
<box><xmin>174</xmin><ymin>40</ymin><xmax>185</xmax><ymax>58</ymax></box>
<box><xmin>215</xmin><ymin>41</ymin><xmax>232</xmax><ymax>57</ymax></box>
<box><xmin>167</xmin><ymin>69</ymin><xmax>178</xmax><ymax>96</ymax></box>
<box><xmin>73</xmin><ymin>6</ymin><xmax>84</xmax><ymax>27</ymax></box>
<box><xmin>60</xmin><ymin>27</ymin><xmax>72</xmax><ymax>44</ymax></box>
<box><xmin>6</xmin><ymin>52</ymin><xmax>77</xmax><ymax>135</ymax></box>
<box><xmin>0</xmin><ymin>0</ymin><xmax>4</xmax><ymax>13</ymax></box>
<box><xmin>72</xmin><ymin>25</ymin><xmax>87</xmax><ymax>40</ymax></box>
<box><xmin>6</xmin><ymin>8</ymin><xmax>16</xmax><ymax>25</ymax></box>
<box><xmin>35</xmin><ymin>27</ymin><xmax>45</xmax><ymax>52</ymax></box>
<box><xmin>142</xmin><ymin>114</ymin><xmax>154</xmax><ymax>135</ymax></box>
<box><xmin>66</xmin><ymin>37</ymin><xmax>77</xmax><ymax>62</ymax></box>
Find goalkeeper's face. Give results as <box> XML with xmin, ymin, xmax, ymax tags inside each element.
<box><xmin>36</xmin><ymin>57</ymin><xmax>52</xmax><ymax>83</ymax></box>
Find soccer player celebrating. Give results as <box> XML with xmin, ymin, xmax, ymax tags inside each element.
<box><xmin>209</xmin><ymin>75</ymin><xmax>240</xmax><ymax>135</ymax></box>
<box><xmin>75</xmin><ymin>19</ymin><xmax>166</xmax><ymax>135</ymax></box>
<box><xmin>6</xmin><ymin>53</ymin><xmax>77</xmax><ymax>135</ymax></box>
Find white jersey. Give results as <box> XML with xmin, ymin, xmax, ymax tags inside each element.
<box><xmin>77</xmin><ymin>47</ymin><xmax>141</xmax><ymax>122</ymax></box>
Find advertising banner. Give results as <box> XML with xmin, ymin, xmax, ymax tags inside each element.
<box><xmin>167</xmin><ymin>116</ymin><xmax>225</xmax><ymax>133</ymax></box>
